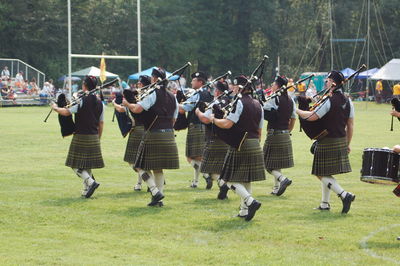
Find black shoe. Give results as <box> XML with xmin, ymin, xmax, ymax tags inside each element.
<box><xmin>245</xmin><ymin>200</ymin><xmax>261</xmax><ymax>221</ymax></box>
<box><xmin>270</xmin><ymin>191</ymin><xmax>277</xmax><ymax>196</ymax></box>
<box><xmin>148</xmin><ymin>201</ymin><xmax>164</xmax><ymax>207</ymax></box>
<box><xmin>217</xmin><ymin>184</ymin><xmax>229</xmax><ymax>200</ymax></box>
<box><xmin>341</xmin><ymin>193</ymin><xmax>355</xmax><ymax>214</ymax></box>
<box><xmin>147</xmin><ymin>191</ymin><xmax>164</xmax><ymax>206</ymax></box>
<box><xmin>204</xmin><ymin>175</ymin><xmax>213</xmax><ymax>190</ymax></box>
<box><xmin>190</xmin><ymin>183</ymin><xmax>198</xmax><ymax>188</ymax></box>
<box><xmin>236</xmin><ymin>214</ymin><xmax>246</xmax><ymax>218</ymax></box>
<box><xmin>397</xmin><ymin>236</ymin><xmax>400</xmax><ymax>241</ymax></box>
<box><xmin>276</xmin><ymin>178</ymin><xmax>292</xmax><ymax>196</ymax></box>
<box><xmin>85</xmin><ymin>181</ymin><xmax>100</xmax><ymax>198</ymax></box>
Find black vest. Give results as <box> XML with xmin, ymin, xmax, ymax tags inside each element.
<box><xmin>234</xmin><ymin>94</ymin><xmax>262</xmax><ymax>139</ymax></box>
<box><xmin>320</xmin><ymin>91</ymin><xmax>351</xmax><ymax>138</ymax></box>
<box><xmin>74</xmin><ymin>94</ymin><xmax>103</xmax><ymax>135</ymax></box>
<box><xmin>187</xmin><ymin>89</ymin><xmax>213</xmax><ymax>124</ymax></box>
<box><xmin>268</xmin><ymin>93</ymin><xmax>293</xmax><ymax>130</ymax></box>
<box><xmin>146</xmin><ymin>88</ymin><xmax>176</xmax><ymax>130</ymax></box>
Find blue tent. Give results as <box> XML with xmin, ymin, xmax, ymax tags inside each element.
<box><xmin>128</xmin><ymin>67</ymin><xmax>179</xmax><ymax>81</ymax></box>
<box><xmin>356</xmin><ymin>67</ymin><xmax>379</xmax><ymax>79</ymax></box>
<box><xmin>340</xmin><ymin>68</ymin><xmax>355</xmax><ymax>78</ymax></box>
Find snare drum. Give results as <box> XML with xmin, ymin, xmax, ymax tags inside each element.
<box><xmin>361</xmin><ymin>148</ymin><xmax>400</xmax><ymax>185</ymax></box>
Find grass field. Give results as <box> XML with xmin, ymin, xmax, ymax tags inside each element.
<box><xmin>0</xmin><ymin>102</ymin><xmax>399</xmax><ymax>265</ymax></box>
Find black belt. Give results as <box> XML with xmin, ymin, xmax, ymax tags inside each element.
<box><xmin>150</xmin><ymin>128</ymin><xmax>174</xmax><ymax>133</ymax></box>
<box><xmin>267</xmin><ymin>129</ymin><xmax>290</xmax><ymax>135</ymax></box>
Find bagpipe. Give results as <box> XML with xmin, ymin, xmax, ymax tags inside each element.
<box><xmin>114</xmin><ymin>88</ymin><xmax>138</xmax><ymax>137</ymax></box>
<box><xmin>390</xmin><ymin>97</ymin><xmax>400</xmax><ymax>131</ymax></box>
<box><xmin>182</xmin><ymin>70</ymin><xmax>232</xmax><ymax>100</ymax></box>
<box><xmin>298</xmin><ymin>64</ymin><xmax>366</xmax><ymax>140</ymax></box>
<box><xmin>213</xmin><ymin>55</ymin><xmax>269</xmax><ymax>150</ymax></box>
<box><xmin>261</xmin><ymin>74</ymin><xmax>315</xmax><ymax>105</ymax></box>
<box><xmin>138</xmin><ymin>62</ymin><xmax>192</xmax><ymax>101</ymax></box>
<box><xmin>174</xmin><ymin>88</ymin><xmax>189</xmax><ymax>131</ymax></box>
<box><xmin>44</xmin><ymin>78</ymin><xmax>119</xmax><ymax>137</ymax></box>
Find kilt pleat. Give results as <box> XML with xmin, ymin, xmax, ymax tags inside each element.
<box><xmin>134</xmin><ymin>131</ymin><xmax>179</xmax><ymax>170</ymax></box>
<box><xmin>220</xmin><ymin>138</ymin><xmax>266</xmax><ymax>183</ymax></box>
<box><xmin>123</xmin><ymin>125</ymin><xmax>145</xmax><ymax>164</ymax></box>
<box><xmin>312</xmin><ymin>137</ymin><xmax>351</xmax><ymax>176</ymax></box>
<box><xmin>200</xmin><ymin>137</ymin><xmax>229</xmax><ymax>174</ymax></box>
<box><xmin>185</xmin><ymin>124</ymin><xmax>206</xmax><ymax>158</ymax></box>
<box><xmin>263</xmin><ymin>132</ymin><xmax>294</xmax><ymax>169</ymax></box>
<box><xmin>65</xmin><ymin>134</ymin><xmax>104</xmax><ymax>169</ymax></box>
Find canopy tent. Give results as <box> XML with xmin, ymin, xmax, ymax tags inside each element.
<box><xmin>58</xmin><ymin>75</ymin><xmax>81</xmax><ymax>82</ymax></box>
<box><xmin>371</xmin><ymin>59</ymin><xmax>400</xmax><ymax>80</ymax></box>
<box><xmin>128</xmin><ymin>66</ymin><xmax>179</xmax><ymax>81</ymax></box>
<box><xmin>355</xmin><ymin>68</ymin><xmax>379</xmax><ymax>79</ymax></box>
<box><xmin>70</xmin><ymin>66</ymin><xmax>119</xmax><ymax>78</ymax></box>
<box><xmin>340</xmin><ymin>68</ymin><xmax>355</xmax><ymax>78</ymax></box>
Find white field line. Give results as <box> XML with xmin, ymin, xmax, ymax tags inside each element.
<box><xmin>360</xmin><ymin>224</ymin><xmax>400</xmax><ymax>264</ymax></box>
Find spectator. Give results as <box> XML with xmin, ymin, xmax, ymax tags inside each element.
<box><xmin>375</xmin><ymin>79</ymin><xmax>383</xmax><ymax>103</ymax></box>
<box><xmin>21</xmin><ymin>80</ymin><xmax>29</xmax><ymax>94</ymax></box>
<box><xmin>305</xmin><ymin>80</ymin><xmax>317</xmax><ymax>102</ymax></box>
<box><xmin>392</xmin><ymin>82</ymin><xmax>400</xmax><ymax>99</ymax></box>
<box><xmin>28</xmin><ymin>78</ymin><xmax>39</xmax><ymax>95</ymax></box>
<box><xmin>15</xmin><ymin>71</ymin><xmax>24</xmax><ymax>88</ymax></box>
<box><xmin>297</xmin><ymin>82</ymin><xmax>306</xmax><ymax>96</ymax></box>
<box><xmin>178</xmin><ymin>74</ymin><xmax>187</xmax><ymax>88</ymax></box>
<box><xmin>1</xmin><ymin>66</ymin><xmax>10</xmax><ymax>79</ymax></box>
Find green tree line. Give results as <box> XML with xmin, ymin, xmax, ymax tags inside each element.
<box><xmin>0</xmin><ymin>0</ymin><xmax>398</xmax><ymax>84</ymax></box>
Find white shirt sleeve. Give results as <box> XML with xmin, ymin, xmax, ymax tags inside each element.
<box><xmin>138</xmin><ymin>91</ymin><xmax>157</xmax><ymax>111</ymax></box>
<box><xmin>291</xmin><ymin>98</ymin><xmax>297</xmax><ymax>119</ymax></box>
<box><xmin>314</xmin><ymin>98</ymin><xmax>331</xmax><ymax>119</ymax></box>
<box><xmin>226</xmin><ymin>100</ymin><xmax>243</xmax><ymax>123</ymax></box>
<box><xmin>259</xmin><ymin>105</ymin><xmax>264</xmax><ymax>129</ymax></box>
<box><xmin>173</xmin><ymin>98</ymin><xmax>179</xmax><ymax>119</ymax></box>
<box><xmin>182</xmin><ymin>93</ymin><xmax>200</xmax><ymax>112</ymax></box>
<box><xmin>348</xmin><ymin>98</ymin><xmax>355</xmax><ymax>119</ymax></box>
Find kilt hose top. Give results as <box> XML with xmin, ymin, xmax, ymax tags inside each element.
<box><xmin>200</xmin><ymin>135</ymin><xmax>229</xmax><ymax>174</ymax></box>
<box><xmin>124</xmin><ymin>125</ymin><xmax>145</xmax><ymax>164</ymax></box>
<box><xmin>263</xmin><ymin>131</ymin><xmax>294</xmax><ymax>170</ymax></box>
<box><xmin>134</xmin><ymin>130</ymin><xmax>179</xmax><ymax>171</ymax></box>
<box><xmin>185</xmin><ymin>123</ymin><xmax>206</xmax><ymax>158</ymax></box>
<box><xmin>312</xmin><ymin>137</ymin><xmax>351</xmax><ymax>176</ymax></box>
<box><xmin>65</xmin><ymin>134</ymin><xmax>104</xmax><ymax>169</ymax></box>
<box><xmin>220</xmin><ymin>138</ymin><xmax>266</xmax><ymax>183</ymax></box>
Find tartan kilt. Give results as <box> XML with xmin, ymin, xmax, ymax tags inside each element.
<box><xmin>123</xmin><ymin>125</ymin><xmax>145</xmax><ymax>164</ymax></box>
<box><xmin>185</xmin><ymin>124</ymin><xmax>206</xmax><ymax>158</ymax></box>
<box><xmin>134</xmin><ymin>131</ymin><xmax>179</xmax><ymax>170</ymax></box>
<box><xmin>220</xmin><ymin>138</ymin><xmax>266</xmax><ymax>183</ymax></box>
<box><xmin>200</xmin><ymin>137</ymin><xmax>229</xmax><ymax>174</ymax></box>
<box><xmin>312</xmin><ymin>137</ymin><xmax>351</xmax><ymax>176</ymax></box>
<box><xmin>65</xmin><ymin>134</ymin><xmax>104</xmax><ymax>169</ymax></box>
<box><xmin>263</xmin><ymin>132</ymin><xmax>294</xmax><ymax>170</ymax></box>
